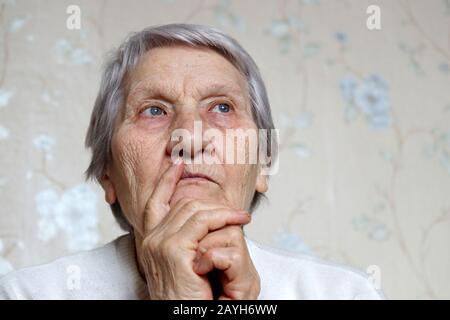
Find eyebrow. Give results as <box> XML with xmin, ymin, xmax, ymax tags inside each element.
<box><xmin>196</xmin><ymin>82</ymin><xmax>245</xmax><ymax>99</ymax></box>
<box><xmin>128</xmin><ymin>81</ymin><xmax>246</xmax><ymax>104</ymax></box>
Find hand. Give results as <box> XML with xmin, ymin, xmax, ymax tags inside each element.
<box><xmin>138</xmin><ymin>161</ymin><xmax>252</xmax><ymax>299</ymax></box>
<box><xmin>194</xmin><ymin>225</ymin><xmax>261</xmax><ymax>300</ymax></box>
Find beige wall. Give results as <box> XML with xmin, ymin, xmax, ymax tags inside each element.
<box><xmin>0</xmin><ymin>0</ymin><xmax>449</xmax><ymax>299</ymax></box>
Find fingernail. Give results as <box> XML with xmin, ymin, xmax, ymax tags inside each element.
<box><xmin>237</xmin><ymin>210</ymin><xmax>250</xmax><ymax>217</ymax></box>
<box><xmin>199</xmin><ymin>247</ymin><xmax>207</xmax><ymax>254</ymax></box>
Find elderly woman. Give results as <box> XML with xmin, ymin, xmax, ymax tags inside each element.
<box><xmin>0</xmin><ymin>24</ymin><xmax>382</xmax><ymax>300</ymax></box>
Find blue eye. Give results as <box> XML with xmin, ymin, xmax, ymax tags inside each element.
<box><xmin>212</xmin><ymin>103</ymin><xmax>231</xmax><ymax>113</ymax></box>
<box><xmin>143</xmin><ymin>106</ymin><xmax>166</xmax><ymax>116</ymax></box>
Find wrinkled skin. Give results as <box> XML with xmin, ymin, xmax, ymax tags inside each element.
<box><xmin>99</xmin><ymin>45</ymin><xmax>267</xmax><ymax>299</ymax></box>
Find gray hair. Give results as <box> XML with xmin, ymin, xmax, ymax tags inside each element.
<box><xmin>85</xmin><ymin>23</ymin><xmax>277</xmax><ymax>231</ymax></box>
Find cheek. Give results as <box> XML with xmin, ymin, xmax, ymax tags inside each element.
<box><xmin>111</xmin><ymin>131</ymin><xmax>166</xmax><ymax>220</ymax></box>
<box><xmin>223</xmin><ymin>164</ymin><xmax>259</xmax><ymax>207</ymax></box>
<box><xmin>114</xmin><ymin>128</ymin><xmax>164</xmax><ymax>179</ymax></box>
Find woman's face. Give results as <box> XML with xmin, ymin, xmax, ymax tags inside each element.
<box><xmin>100</xmin><ymin>45</ymin><xmax>267</xmax><ymax>235</ymax></box>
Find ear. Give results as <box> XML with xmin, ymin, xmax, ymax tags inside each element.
<box><xmin>255</xmin><ymin>166</ymin><xmax>268</xmax><ymax>193</ymax></box>
<box><xmin>99</xmin><ymin>167</ymin><xmax>117</xmax><ymax>205</ymax></box>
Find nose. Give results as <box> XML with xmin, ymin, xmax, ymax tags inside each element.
<box><xmin>166</xmin><ymin>110</ymin><xmax>211</xmax><ymax>164</ymax></box>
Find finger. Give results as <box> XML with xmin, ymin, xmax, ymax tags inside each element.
<box><xmin>166</xmin><ymin>201</ymin><xmax>236</xmax><ymax>233</ymax></box>
<box><xmin>194</xmin><ymin>247</ymin><xmax>259</xmax><ymax>300</ymax></box>
<box><xmin>197</xmin><ymin>226</ymin><xmax>244</xmax><ymax>253</ymax></box>
<box><xmin>144</xmin><ymin>160</ymin><xmax>184</xmax><ymax>232</ymax></box>
<box><xmin>194</xmin><ymin>247</ymin><xmax>237</xmax><ymax>276</ymax></box>
<box><xmin>177</xmin><ymin>209</ymin><xmax>251</xmax><ymax>244</ymax></box>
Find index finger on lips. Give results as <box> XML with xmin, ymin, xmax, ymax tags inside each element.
<box><xmin>144</xmin><ymin>160</ymin><xmax>184</xmax><ymax>233</ymax></box>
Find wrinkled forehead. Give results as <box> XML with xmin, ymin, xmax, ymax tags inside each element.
<box><xmin>125</xmin><ymin>45</ymin><xmax>250</xmax><ymax>102</ymax></box>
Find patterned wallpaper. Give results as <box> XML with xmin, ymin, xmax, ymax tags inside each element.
<box><xmin>0</xmin><ymin>0</ymin><xmax>449</xmax><ymax>299</ymax></box>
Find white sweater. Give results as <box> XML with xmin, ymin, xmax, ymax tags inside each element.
<box><xmin>0</xmin><ymin>234</ymin><xmax>384</xmax><ymax>299</ymax></box>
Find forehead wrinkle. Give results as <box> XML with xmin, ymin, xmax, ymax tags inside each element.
<box><xmin>128</xmin><ymin>78</ymin><xmax>180</xmax><ymax>101</ymax></box>
<box><xmin>194</xmin><ymin>82</ymin><xmax>246</xmax><ymax>99</ymax></box>
<box><xmin>130</xmin><ymin>78</ymin><xmax>248</xmax><ymax>106</ymax></box>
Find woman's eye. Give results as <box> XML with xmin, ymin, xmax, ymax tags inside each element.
<box><xmin>142</xmin><ymin>106</ymin><xmax>166</xmax><ymax>117</ymax></box>
<box><xmin>211</xmin><ymin>103</ymin><xmax>231</xmax><ymax>113</ymax></box>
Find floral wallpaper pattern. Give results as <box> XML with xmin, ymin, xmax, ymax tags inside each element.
<box><xmin>0</xmin><ymin>0</ymin><xmax>449</xmax><ymax>299</ymax></box>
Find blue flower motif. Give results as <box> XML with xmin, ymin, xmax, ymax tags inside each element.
<box><xmin>339</xmin><ymin>74</ymin><xmax>391</xmax><ymax>129</ymax></box>
<box><xmin>352</xmin><ymin>215</ymin><xmax>390</xmax><ymax>241</ymax></box>
<box><xmin>53</xmin><ymin>39</ymin><xmax>93</xmax><ymax>66</ymax></box>
<box><xmin>273</xmin><ymin>228</ymin><xmax>311</xmax><ymax>254</ymax></box>
<box><xmin>0</xmin><ymin>89</ymin><xmax>14</xmax><ymax>107</ymax></box>
<box><xmin>334</xmin><ymin>31</ymin><xmax>348</xmax><ymax>43</ymax></box>
<box><xmin>339</xmin><ymin>75</ymin><xmax>358</xmax><ymax>101</ymax></box>
<box><xmin>368</xmin><ymin>223</ymin><xmax>390</xmax><ymax>241</ymax></box>
<box><xmin>0</xmin><ymin>125</ymin><xmax>9</xmax><ymax>140</ymax></box>
<box><xmin>35</xmin><ymin>184</ymin><xmax>99</xmax><ymax>251</ymax></box>
<box><xmin>354</xmin><ymin>75</ymin><xmax>391</xmax><ymax>128</ymax></box>
<box><xmin>439</xmin><ymin>62</ymin><xmax>449</xmax><ymax>73</ymax></box>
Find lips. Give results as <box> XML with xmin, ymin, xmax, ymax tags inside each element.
<box><xmin>176</xmin><ymin>164</ymin><xmax>225</xmax><ymax>187</ymax></box>
<box><xmin>180</xmin><ymin>171</ymin><xmax>217</xmax><ymax>184</ymax></box>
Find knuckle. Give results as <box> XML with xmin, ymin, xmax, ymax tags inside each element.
<box><xmin>160</xmin><ymin>236</ymin><xmax>178</xmax><ymax>253</ymax></box>
<box><xmin>192</xmin><ymin>211</ymin><xmax>208</xmax><ymax>225</ymax></box>
<box><xmin>183</xmin><ymin>199</ymin><xmax>209</xmax><ymax>213</ymax></box>
<box><xmin>204</xmin><ymin>249</ymin><xmax>216</xmax><ymax>260</ymax></box>
<box><xmin>230</xmin><ymin>251</ymin><xmax>241</xmax><ymax>263</ymax></box>
<box><xmin>181</xmin><ymin>200</ymin><xmax>197</xmax><ymax>213</ymax></box>
<box><xmin>180</xmin><ymin>197</ymin><xmax>193</xmax><ymax>207</ymax></box>
<box><xmin>173</xmin><ymin>197</ymin><xmax>192</xmax><ymax>210</ymax></box>
<box><xmin>227</xmin><ymin>226</ymin><xmax>243</xmax><ymax>239</ymax></box>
